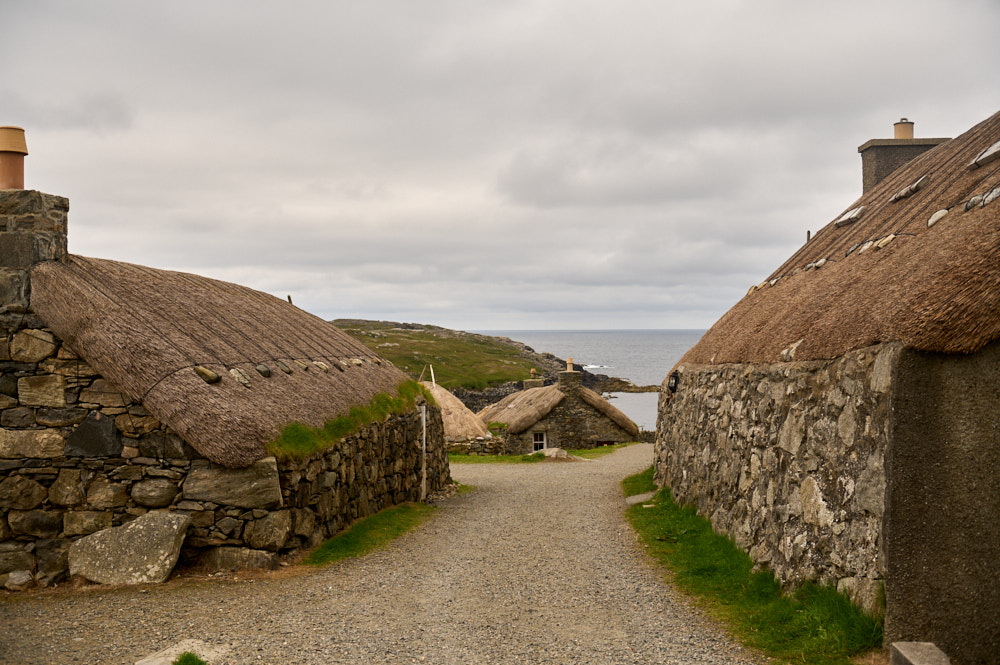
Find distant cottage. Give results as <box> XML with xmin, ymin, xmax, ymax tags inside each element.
<box><xmin>479</xmin><ymin>361</ymin><xmax>639</xmax><ymax>454</ymax></box>
<box><xmin>0</xmin><ymin>127</ymin><xmax>449</xmax><ymax>588</ymax></box>
<box><xmin>419</xmin><ymin>380</ymin><xmax>495</xmax><ymax>454</ymax></box>
<box><xmin>655</xmin><ymin>112</ymin><xmax>1000</xmax><ymax>664</ymax></box>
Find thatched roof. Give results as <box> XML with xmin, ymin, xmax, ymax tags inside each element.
<box><xmin>682</xmin><ymin>109</ymin><xmax>1000</xmax><ymax>366</ymax></box>
<box><xmin>477</xmin><ymin>384</ymin><xmax>639</xmax><ymax>437</ymax></box>
<box><xmin>30</xmin><ymin>255</ymin><xmax>410</xmax><ymax>467</ymax></box>
<box><xmin>420</xmin><ymin>381</ymin><xmax>490</xmax><ymax>440</ymax></box>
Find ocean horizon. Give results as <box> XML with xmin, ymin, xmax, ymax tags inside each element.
<box><xmin>472</xmin><ymin>329</ymin><xmax>705</xmax><ymax>431</ymax></box>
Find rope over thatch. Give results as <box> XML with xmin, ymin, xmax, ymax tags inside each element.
<box><xmin>477</xmin><ymin>384</ymin><xmax>639</xmax><ymax>437</ymax></box>
<box><xmin>30</xmin><ymin>255</ymin><xmax>410</xmax><ymax>468</ymax></box>
<box><xmin>420</xmin><ymin>382</ymin><xmax>490</xmax><ymax>440</ymax></box>
<box><xmin>681</xmin><ymin>108</ymin><xmax>1000</xmax><ymax>367</ymax></box>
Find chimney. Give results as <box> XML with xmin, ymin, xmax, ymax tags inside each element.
<box><xmin>0</xmin><ymin>127</ymin><xmax>69</xmax><ymax>319</ymax></box>
<box><xmin>557</xmin><ymin>357</ymin><xmax>581</xmax><ymax>394</ymax></box>
<box><xmin>0</xmin><ymin>126</ymin><xmax>28</xmax><ymax>190</ymax></box>
<box><xmin>858</xmin><ymin>118</ymin><xmax>949</xmax><ymax>193</ymax></box>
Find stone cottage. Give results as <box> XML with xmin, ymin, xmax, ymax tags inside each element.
<box><xmin>479</xmin><ymin>362</ymin><xmax>639</xmax><ymax>454</ymax></box>
<box><xmin>655</xmin><ymin>111</ymin><xmax>1000</xmax><ymax>665</ymax></box>
<box><xmin>0</xmin><ymin>129</ymin><xmax>449</xmax><ymax>589</ymax></box>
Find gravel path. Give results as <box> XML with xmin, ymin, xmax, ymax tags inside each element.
<box><xmin>0</xmin><ymin>444</ymin><xmax>762</xmax><ymax>664</ymax></box>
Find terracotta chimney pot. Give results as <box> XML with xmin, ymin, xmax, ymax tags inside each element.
<box><xmin>566</xmin><ymin>357</ymin><xmax>573</xmax><ymax>371</ymax></box>
<box><xmin>0</xmin><ymin>126</ymin><xmax>28</xmax><ymax>189</ymax></box>
<box><xmin>894</xmin><ymin>118</ymin><xmax>914</xmax><ymax>139</ymax></box>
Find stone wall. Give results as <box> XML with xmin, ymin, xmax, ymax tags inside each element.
<box><xmin>654</xmin><ymin>343</ymin><xmax>899</xmax><ymax>614</ymax></box>
<box><xmin>0</xmin><ymin>190</ymin><xmax>68</xmax><ymax>325</ymax></box>
<box><xmin>1</xmin><ymin>406</ymin><xmax>447</xmax><ymax>589</ymax></box>
<box><xmin>444</xmin><ymin>436</ymin><xmax>503</xmax><ymax>456</ymax></box>
<box><xmin>1</xmin><ymin>321</ymin><xmax>449</xmax><ymax>589</ymax></box>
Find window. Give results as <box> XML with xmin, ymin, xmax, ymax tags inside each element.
<box><xmin>533</xmin><ymin>432</ymin><xmax>547</xmax><ymax>452</ymax></box>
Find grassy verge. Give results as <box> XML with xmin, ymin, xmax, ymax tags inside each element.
<box><xmin>623</xmin><ymin>467</ymin><xmax>882</xmax><ymax>665</ymax></box>
<box><xmin>450</xmin><ymin>443</ymin><xmax>635</xmax><ymax>464</ymax></box>
<box><xmin>305</xmin><ymin>503</ymin><xmax>436</xmax><ymax>565</ymax></box>
<box><xmin>622</xmin><ymin>465</ymin><xmax>657</xmax><ymax>496</ymax></box>
<box><xmin>448</xmin><ymin>452</ymin><xmax>546</xmax><ymax>464</ymax></box>
<box><xmin>566</xmin><ymin>442</ymin><xmax>635</xmax><ymax>459</ymax></box>
<box><xmin>268</xmin><ymin>380</ymin><xmax>433</xmax><ymax>460</ymax></box>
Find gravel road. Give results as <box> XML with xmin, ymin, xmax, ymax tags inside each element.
<box><xmin>0</xmin><ymin>444</ymin><xmax>762</xmax><ymax>664</ymax></box>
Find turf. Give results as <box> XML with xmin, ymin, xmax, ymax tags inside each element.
<box><xmin>305</xmin><ymin>503</ymin><xmax>436</xmax><ymax>565</ymax></box>
<box><xmin>623</xmin><ymin>468</ymin><xmax>882</xmax><ymax>665</ymax></box>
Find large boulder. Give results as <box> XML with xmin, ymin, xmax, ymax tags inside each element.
<box><xmin>182</xmin><ymin>457</ymin><xmax>282</xmax><ymax>509</ymax></box>
<box><xmin>68</xmin><ymin>511</ymin><xmax>191</xmax><ymax>585</ymax></box>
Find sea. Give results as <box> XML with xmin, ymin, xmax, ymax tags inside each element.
<box><xmin>473</xmin><ymin>330</ymin><xmax>705</xmax><ymax>432</ymax></box>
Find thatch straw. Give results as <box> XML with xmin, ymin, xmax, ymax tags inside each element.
<box><xmin>420</xmin><ymin>382</ymin><xmax>490</xmax><ymax>440</ymax></box>
<box><xmin>682</xmin><ymin>109</ymin><xmax>1000</xmax><ymax>366</ymax></box>
<box><xmin>30</xmin><ymin>255</ymin><xmax>410</xmax><ymax>468</ymax></box>
<box><xmin>477</xmin><ymin>383</ymin><xmax>639</xmax><ymax>437</ymax></box>
<box><xmin>477</xmin><ymin>385</ymin><xmax>564</xmax><ymax>434</ymax></box>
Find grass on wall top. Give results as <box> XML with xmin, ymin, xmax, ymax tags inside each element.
<box><xmin>267</xmin><ymin>380</ymin><xmax>434</xmax><ymax>460</ymax></box>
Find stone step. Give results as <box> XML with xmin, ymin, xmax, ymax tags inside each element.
<box><xmin>891</xmin><ymin>642</ymin><xmax>950</xmax><ymax>665</ymax></box>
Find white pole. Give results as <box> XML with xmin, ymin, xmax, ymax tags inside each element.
<box><xmin>430</xmin><ymin>364</ymin><xmax>436</xmax><ymax>388</ymax></box>
<box><xmin>420</xmin><ymin>404</ymin><xmax>427</xmax><ymax>501</ymax></box>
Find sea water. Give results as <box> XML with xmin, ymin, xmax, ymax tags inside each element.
<box><xmin>473</xmin><ymin>329</ymin><xmax>705</xmax><ymax>431</ymax></box>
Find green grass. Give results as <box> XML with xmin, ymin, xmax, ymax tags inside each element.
<box><xmin>565</xmin><ymin>442</ymin><xmax>635</xmax><ymax>459</ymax></box>
<box><xmin>448</xmin><ymin>452</ymin><xmax>546</xmax><ymax>464</ymax></box>
<box><xmin>267</xmin><ymin>380</ymin><xmax>433</xmax><ymax>460</ymax></box>
<box><xmin>623</xmin><ymin>468</ymin><xmax>882</xmax><ymax>665</ymax></box>
<box><xmin>305</xmin><ymin>503</ymin><xmax>436</xmax><ymax>565</ymax></box>
<box><xmin>622</xmin><ymin>465</ymin><xmax>657</xmax><ymax>496</ymax></box>
<box><xmin>173</xmin><ymin>653</ymin><xmax>207</xmax><ymax>665</ymax></box>
<box><xmin>450</xmin><ymin>443</ymin><xmax>634</xmax><ymax>464</ymax></box>
<box><xmin>335</xmin><ymin>321</ymin><xmax>545</xmax><ymax>390</ymax></box>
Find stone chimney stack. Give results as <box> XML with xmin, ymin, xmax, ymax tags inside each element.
<box><xmin>858</xmin><ymin>118</ymin><xmax>949</xmax><ymax>193</ymax></box>
<box><xmin>557</xmin><ymin>357</ymin><xmax>581</xmax><ymax>395</ymax></box>
<box><xmin>0</xmin><ymin>127</ymin><xmax>69</xmax><ymax>326</ymax></box>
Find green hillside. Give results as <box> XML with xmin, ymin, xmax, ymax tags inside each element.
<box><xmin>334</xmin><ymin>320</ymin><xmax>562</xmax><ymax>391</ymax></box>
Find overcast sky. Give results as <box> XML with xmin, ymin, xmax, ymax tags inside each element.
<box><xmin>4</xmin><ymin>1</ymin><xmax>999</xmax><ymax>330</ymax></box>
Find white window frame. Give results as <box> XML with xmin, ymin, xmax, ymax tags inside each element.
<box><xmin>532</xmin><ymin>431</ymin><xmax>547</xmax><ymax>452</ymax></box>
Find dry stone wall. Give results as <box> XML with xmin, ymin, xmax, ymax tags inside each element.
<box><xmin>444</xmin><ymin>436</ymin><xmax>503</xmax><ymax>455</ymax></box>
<box><xmin>1</xmin><ymin>321</ymin><xmax>449</xmax><ymax>589</ymax></box>
<box><xmin>654</xmin><ymin>343</ymin><xmax>900</xmax><ymax>614</ymax></box>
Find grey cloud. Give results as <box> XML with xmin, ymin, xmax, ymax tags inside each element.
<box><xmin>5</xmin><ymin>0</ymin><xmax>999</xmax><ymax>330</ymax></box>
